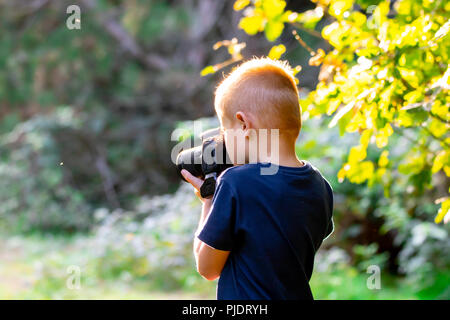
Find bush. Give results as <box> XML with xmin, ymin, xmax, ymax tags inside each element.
<box><xmin>0</xmin><ymin>108</ymin><xmax>92</xmax><ymax>233</ymax></box>
<box><xmin>87</xmin><ymin>182</ymin><xmax>208</xmax><ymax>291</ymax></box>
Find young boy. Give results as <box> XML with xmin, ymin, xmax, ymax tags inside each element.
<box><xmin>181</xmin><ymin>57</ymin><xmax>334</xmax><ymax>300</ymax></box>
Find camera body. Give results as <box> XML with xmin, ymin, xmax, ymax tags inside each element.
<box><xmin>176</xmin><ymin>127</ymin><xmax>233</xmax><ymax>198</ymax></box>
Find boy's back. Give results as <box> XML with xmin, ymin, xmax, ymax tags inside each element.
<box><xmin>197</xmin><ymin>161</ymin><xmax>334</xmax><ymax>300</ymax></box>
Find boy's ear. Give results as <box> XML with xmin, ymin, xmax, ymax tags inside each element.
<box><xmin>235</xmin><ymin>111</ymin><xmax>252</xmax><ymax>134</ymax></box>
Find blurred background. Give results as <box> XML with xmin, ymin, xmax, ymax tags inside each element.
<box><xmin>0</xmin><ymin>0</ymin><xmax>448</xmax><ymax>299</ymax></box>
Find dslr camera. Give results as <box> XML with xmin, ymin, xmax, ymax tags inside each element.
<box><xmin>176</xmin><ymin>127</ymin><xmax>233</xmax><ymax>198</ymax></box>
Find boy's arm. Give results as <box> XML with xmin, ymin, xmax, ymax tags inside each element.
<box><xmin>182</xmin><ymin>170</ymin><xmax>231</xmax><ymax>281</ymax></box>
<box><xmin>193</xmin><ymin>199</ymin><xmax>230</xmax><ymax>280</ymax></box>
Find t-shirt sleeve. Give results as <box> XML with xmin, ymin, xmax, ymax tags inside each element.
<box><xmin>196</xmin><ymin>178</ymin><xmax>237</xmax><ymax>251</ymax></box>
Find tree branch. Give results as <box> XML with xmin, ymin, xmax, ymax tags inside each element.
<box><xmin>80</xmin><ymin>0</ymin><xmax>169</xmax><ymax>71</ymax></box>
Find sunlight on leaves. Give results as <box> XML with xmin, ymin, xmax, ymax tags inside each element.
<box><xmin>268</xmin><ymin>44</ymin><xmax>286</xmax><ymax>59</ymax></box>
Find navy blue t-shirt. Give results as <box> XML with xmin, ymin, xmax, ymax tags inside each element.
<box><xmin>196</xmin><ymin>161</ymin><xmax>334</xmax><ymax>300</ymax></box>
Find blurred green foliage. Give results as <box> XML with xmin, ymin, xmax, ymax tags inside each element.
<box><xmin>221</xmin><ymin>0</ymin><xmax>450</xmax><ymax>223</ymax></box>
<box><xmin>298</xmin><ymin>117</ymin><xmax>449</xmax><ymax>298</ymax></box>
<box><xmin>0</xmin><ymin>108</ymin><xmax>92</xmax><ymax>232</ymax></box>
<box><xmin>0</xmin><ymin>0</ymin><xmax>448</xmax><ymax>299</ymax></box>
<box><xmin>0</xmin><ymin>0</ymin><xmax>232</xmax><ymax>217</ymax></box>
<box><xmin>0</xmin><ymin>180</ymin><xmax>447</xmax><ymax>299</ymax></box>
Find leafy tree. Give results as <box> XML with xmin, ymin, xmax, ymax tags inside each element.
<box><xmin>0</xmin><ymin>1</ymin><xmax>247</xmax><ymax>217</ymax></box>
<box><xmin>203</xmin><ymin>0</ymin><xmax>450</xmax><ymax>224</ymax></box>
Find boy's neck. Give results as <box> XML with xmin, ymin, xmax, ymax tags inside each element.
<box><xmin>254</xmin><ymin>137</ymin><xmax>304</xmax><ymax>168</ymax></box>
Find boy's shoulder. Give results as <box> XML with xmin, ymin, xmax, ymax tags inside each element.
<box><xmin>216</xmin><ymin>164</ymin><xmax>259</xmax><ymax>187</ymax></box>
<box><xmin>217</xmin><ymin>161</ymin><xmax>320</xmax><ymax>185</ymax></box>
<box><xmin>217</xmin><ymin>161</ymin><xmax>333</xmax><ymax>192</ymax></box>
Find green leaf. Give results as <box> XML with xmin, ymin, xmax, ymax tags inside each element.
<box><xmin>239</xmin><ymin>14</ymin><xmax>265</xmax><ymax>35</ymax></box>
<box><xmin>268</xmin><ymin>44</ymin><xmax>286</xmax><ymax>59</ymax></box>
<box><xmin>233</xmin><ymin>0</ymin><xmax>250</xmax><ymax>11</ymax></box>
<box><xmin>375</xmin><ymin>123</ymin><xmax>393</xmax><ymax>148</ymax></box>
<box><xmin>329</xmin><ymin>100</ymin><xmax>355</xmax><ymax>128</ymax></box>
<box><xmin>378</xmin><ymin>150</ymin><xmax>389</xmax><ymax>167</ymax></box>
<box><xmin>373</xmin><ymin>0</ymin><xmax>390</xmax><ymax>26</ymax></box>
<box><xmin>329</xmin><ymin>0</ymin><xmax>353</xmax><ymax>19</ymax></box>
<box><xmin>431</xmin><ymin>150</ymin><xmax>449</xmax><ymax>174</ymax></box>
<box><xmin>347</xmin><ymin>161</ymin><xmax>375</xmax><ymax>184</ymax></box>
<box><xmin>398</xmin><ymin>155</ymin><xmax>425</xmax><ymax>175</ymax></box>
<box><xmin>433</xmin><ymin>20</ymin><xmax>450</xmax><ymax>41</ymax></box>
<box><xmin>200</xmin><ymin>66</ymin><xmax>216</xmax><ymax>76</ymax></box>
<box><xmin>264</xmin><ymin>20</ymin><xmax>284</xmax><ymax>42</ymax></box>
<box><xmin>349</xmin><ymin>144</ymin><xmax>367</xmax><ymax>163</ymax></box>
<box><xmin>296</xmin><ymin>7</ymin><xmax>324</xmax><ymax>29</ymax></box>
<box><xmin>261</xmin><ymin>0</ymin><xmax>286</xmax><ymax>20</ymax></box>
<box><xmin>435</xmin><ymin>198</ymin><xmax>450</xmax><ymax>224</ymax></box>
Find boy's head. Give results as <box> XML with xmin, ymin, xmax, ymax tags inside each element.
<box><xmin>214</xmin><ymin>57</ymin><xmax>301</xmax><ymax>164</ymax></box>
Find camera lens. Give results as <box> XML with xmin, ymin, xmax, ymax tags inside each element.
<box><xmin>176</xmin><ymin>145</ymin><xmax>204</xmax><ymax>180</ymax></box>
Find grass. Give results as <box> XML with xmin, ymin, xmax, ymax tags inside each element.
<box><xmin>0</xmin><ymin>233</ymin><xmax>447</xmax><ymax>300</ymax></box>
<box><xmin>0</xmin><ymin>233</ymin><xmax>216</xmax><ymax>299</ymax></box>
<box><xmin>310</xmin><ymin>268</ymin><xmax>416</xmax><ymax>300</ymax></box>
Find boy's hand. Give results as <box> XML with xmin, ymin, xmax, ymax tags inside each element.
<box><xmin>181</xmin><ymin>169</ymin><xmax>210</xmax><ymax>203</ymax></box>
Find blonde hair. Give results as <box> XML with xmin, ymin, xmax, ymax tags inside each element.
<box><xmin>214</xmin><ymin>57</ymin><xmax>301</xmax><ymax>137</ymax></box>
